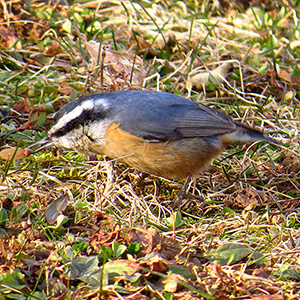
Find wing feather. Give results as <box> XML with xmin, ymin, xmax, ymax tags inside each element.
<box><xmin>106</xmin><ymin>91</ymin><xmax>236</xmax><ymax>141</ymax></box>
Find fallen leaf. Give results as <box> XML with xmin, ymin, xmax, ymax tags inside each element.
<box><xmin>16</xmin><ymin>119</ymin><xmax>37</xmax><ymax>131</ymax></box>
<box><xmin>188</xmin><ymin>62</ymin><xmax>232</xmax><ymax>90</ymax></box>
<box><xmin>30</xmin><ymin>105</ymin><xmax>49</xmax><ymax>114</ymax></box>
<box><xmin>46</xmin><ymin>194</ymin><xmax>69</xmax><ymax>224</ymax></box>
<box><xmin>139</xmin><ymin>254</ymin><xmax>169</xmax><ymax>275</ymax></box>
<box><xmin>128</xmin><ymin>228</ymin><xmax>153</xmax><ymax>256</ymax></box>
<box><xmin>163</xmin><ymin>273</ymin><xmax>187</xmax><ymax>293</ymax></box>
<box><xmin>74</xmin><ymin>23</ymin><xmax>146</xmax><ymax>86</ymax></box>
<box><xmin>45</xmin><ymin>40</ymin><xmax>60</xmax><ymax>55</ymax></box>
<box><xmin>0</xmin><ymin>27</ymin><xmax>21</xmax><ymax>49</ymax></box>
<box><xmin>13</xmin><ymin>100</ymin><xmax>30</xmax><ymax>114</ymax></box>
<box><xmin>223</xmin><ymin>188</ymin><xmax>270</xmax><ymax>208</ymax></box>
<box><xmin>24</xmin><ymin>149</ymin><xmax>32</xmax><ymax>157</ymax></box>
<box><xmin>127</xmin><ymin>31</ymin><xmax>160</xmax><ymax>57</ymax></box>
<box><xmin>206</xmin><ymin>243</ymin><xmax>251</xmax><ymax>265</ymax></box>
<box><xmin>0</xmin><ymin>147</ymin><xmax>28</xmax><ymax>161</ymax></box>
<box><xmin>278</xmin><ymin>69</ymin><xmax>292</xmax><ymax>83</ymax></box>
<box><xmin>59</xmin><ymin>82</ymin><xmax>74</xmax><ymax>95</ymax></box>
<box><xmin>105</xmin><ymin>259</ymin><xmax>140</xmax><ymax>277</ymax></box>
<box><xmin>252</xmin><ymin>267</ymin><xmax>270</xmax><ymax>278</ymax></box>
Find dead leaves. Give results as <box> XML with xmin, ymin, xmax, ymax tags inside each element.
<box><xmin>0</xmin><ymin>100</ymin><xmax>51</xmax><ymax>161</ymax></box>
<box><xmin>0</xmin><ymin>1</ymin><xmax>50</xmax><ymax>46</ymax></box>
<box><xmin>223</xmin><ymin>188</ymin><xmax>270</xmax><ymax>209</ymax></box>
<box><xmin>128</xmin><ymin>228</ymin><xmax>153</xmax><ymax>256</ymax></box>
<box><xmin>13</xmin><ymin>100</ymin><xmax>30</xmax><ymax>115</ymax></box>
<box><xmin>162</xmin><ymin>273</ymin><xmax>188</xmax><ymax>293</ymax></box>
<box><xmin>83</xmin><ymin>214</ymin><xmax>290</xmax><ymax>299</ymax></box>
<box><xmin>74</xmin><ymin>23</ymin><xmax>147</xmax><ymax>89</ymax></box>
<box><xmin>0</xmin><ymin>27</ymin><xmax>21</xmax><ymax>49</ymax></box>
<box><xmin>90</xmin><ymin>213</ymin><xmax>153</xmax><ymax>256</ymax></box>
<box><xmin>0</xmin><ymin>1</ymin><xmax>298</xmax><ymax>299</ymax></box>
<box><xmin>69</xmin><ymin>214</ymin><xmax>200</xmax><ymax>297</ymax></box>
<box><xmin>187</xmin><ymin>62</ymin><xmax>232</xmax><ymax>91</ymax></box>
<box><xmin>140</xmin><ymin>254</ymin><xmax>169</xmax><ymax>275</ymax></box>
<box><xmin>266</xmin><ymin>67</ymin><xmax>300</xmax><ymax>102</ymax></box>
<box><xmin>0</xmin><ymin>147</ymin><xmax>30</xmax><ymax>161</ymax></box>
<box><xmin>12</xmin><ymin>99</ymin><xmax>50</xmax><ymax>129</ymax></box>
<box><xmin>58</xmin><ymin>82</ymin><xmax>75</xmax><ymax>96</ymax></box>
<box><xmin>45</xmin><ymin>194</ymin><xmax>69</xmax><ymax>225</ymax></box>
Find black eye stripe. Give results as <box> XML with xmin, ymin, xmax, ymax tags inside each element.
<box><xmin>51</xmin><ymin>109</ymin><xmax>108</xmax><ymax>137</ymax></box>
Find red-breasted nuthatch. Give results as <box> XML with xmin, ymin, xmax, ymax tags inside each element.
<box><xmin>30</xmin><ymin>90</ymin><xmax>278</xmax><ymax>183</ymax></box>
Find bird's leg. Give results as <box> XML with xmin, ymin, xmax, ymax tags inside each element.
<box><xmin>171</xmin><ymin>174</ymin><xmax>203</xmax><ymax>209</ymax></box>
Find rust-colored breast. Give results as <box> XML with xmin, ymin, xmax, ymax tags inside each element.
<box><xmin>91</xmin><ymin>123</ymin><xmax>226</xmax><ymax>180</ymax></box>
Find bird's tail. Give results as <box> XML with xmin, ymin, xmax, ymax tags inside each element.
<box><xmin>221</xmin><ymin>122</ymin><xmax>280</xmax><ymax>146</ymax></box>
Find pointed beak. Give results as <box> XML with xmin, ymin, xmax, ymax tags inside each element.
<box><xmin>26</xmin><ymin>136</ymin><xmax>54</xmax><ymax>154</ymax></box>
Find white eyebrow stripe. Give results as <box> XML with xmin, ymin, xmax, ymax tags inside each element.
<box><xmin>95</xmin><ymin>97</ymin><xmax>110</xmax><ymax>110</ymax></box>
<box><xmin>49</xmin><ymin>99</ymin><xmax>95</xmax><ymax>134</ymax></box>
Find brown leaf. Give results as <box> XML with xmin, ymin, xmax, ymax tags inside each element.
<box><xmin>16</xmin><ymin>106</ymin><xmax>39</xmax><ymax>131</ymax></box>
<box><xmin>127</xmin><ymin>32</ymin><xmax>160</xmax><ymax>57</ymax></box>
<box><xmin>16</xmin><ymin>119</ymin><xmax>36</xmax><ymax>131</ymax></box>
<box><xmin>128</xmin><ymin>228</ymin><xmax>153</xmax><ymax>256</ymax></box>
<box><xmin>13</xmin><ymin>100</ymin><xmax>30</xmax><ymax>114</ymax></box>
<box><xmin>59</xmin><ymin>82</ymin><xmax>74</xmax><ymax>95</ymax></box>
<box><xmin>90</xmin><ymin>213</ymin><xmax>121</xmax><ymax>251</ymax></box>
<box><xmin>278</xmin><ymin>69</ymin><xmax>292</xmax><ymax>83</ymax></box>
<box><xmin>105</xmin><ymin>49</ymin><xmax>146</xmax><ymax>86</ymax></box>
<box><xmin>0</xmin><ymin>27</ymin><xmax>21</xmax><ymax>49</ymax></box>
<box><xmin>267</xmin><ymin>69</ymin><xmax>285</xmax><ymax>91</ymax></box>
<box><xmin>223</xmin><ymin>188</ymin><xmax>270</xmax><ymax>208</ymax></box>
<box><xmin>24</xmin><ymin>149</ymin><xmax>32</xmax><ymax>157</ymax></box>
<box><xmin>74</xmin><ymin>24</ymin><xmax>146</xmax><ymax>86</ymax></box>
<box><xmin>23</xmin><ymin>57</ymin><xmax>43</xmax><ymax>67</ymax></box>
<box><xmin>46</xmin><ymin>40</ymin><xmax>60</xmax><ymax>55</ymax></box>
<box><xmin>252</xmin><ymin>267</ymin><xmax>270</xmax><ymax>278</ymax></box>
<box><xmin>30</xmin><ymin>105</ymin><xmax>49</xmax><ymax>114</ymax></box>
<box><xmin>140</xmin><ymin>254</ymin><xmax>169</xmax><ymax>275</ymax></box>
<box><xmin>163</xmin><ymin>273</ymin><xmax>187</xmax><ymax>293</ymax></box>
<box><xmin>210</xmin><ymin>263</ymin><xmax>223</xmax><ymax>277</ymax></box>
<box><xmin>152</xmin><ymin>232</ymin><xmax>182</xmax><ymax>260</ymax></box>
<box><xmin>188</xmin><ymin>62</ymin><xmax>232</xmax><ymax>90</ymax></box>
<box><xmin>0</xmin><ymin>147</ymin><xmax>28</xmax><ymax>161</ymax></box>
<box><xmin>280</xmin><ymin>155</ymin><xmax>300</xmax><ymax>174</ymax></box>
<box><xmin>291</xmin><ymin>76</ymin><xmax>300</xmax><ymax>89</ymax></box>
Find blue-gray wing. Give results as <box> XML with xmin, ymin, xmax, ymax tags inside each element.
<box><xmin>106</xmin><ymin>91</ymin><xmax>236</xmax><ymax>141</ymax></box>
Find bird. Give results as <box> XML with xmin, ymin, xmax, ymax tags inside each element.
<box><xmin>29</xmin><ymin>90</ymin><xmax>279</xmax><ymax>201</ymax></box>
